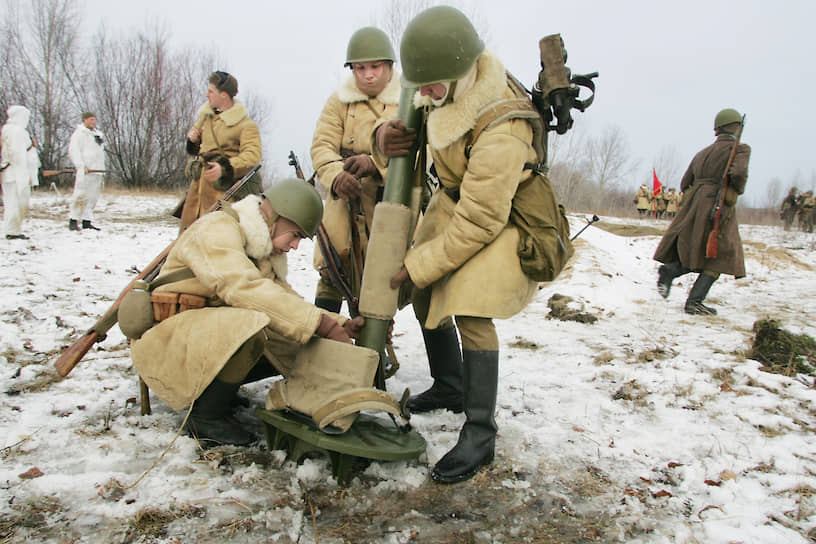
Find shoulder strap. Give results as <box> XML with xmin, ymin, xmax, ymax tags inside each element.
<box><xmin>150</xmin><ymin>267</ymin><xmax>195</xmax><ymax>290</ymax></box>
<box><xmin>465</xmin><ymin>72</ymin><xmax>548</xmax><ymax>173</ymax></box>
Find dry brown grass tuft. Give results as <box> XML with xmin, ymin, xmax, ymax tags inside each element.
<box><xmin>125</xmin><ymin>503</ymin><xmax>205</xmax><ymax>541</ymax></box>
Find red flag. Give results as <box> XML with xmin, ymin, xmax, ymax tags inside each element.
<box><xmin>652</xmin><ymin>168</ymin><xmax>662</xmax><ymax>196</ymax></box>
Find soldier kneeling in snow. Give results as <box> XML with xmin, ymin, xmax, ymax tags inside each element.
<box><xmin>129</xmin><ymin>179</ymin><xmax>367</xmax><ymax>445</ymax></box>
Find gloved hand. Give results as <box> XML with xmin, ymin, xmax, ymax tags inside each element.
<box><xmin>375</xmin><ymin>119</ymin><xmax>416</xmax><ymax>157</ymax></box>
<box><xmin>332</xmin><ymin>171</ymin><xmax>362</xmax><ymax>201</ymax></box>
<box><xmin>343</xmin><ymin>154</ymin><xmax>379</xmax><ymax>178</ymax></box>
<box><xmin>390</xmin><ymin>265</ymin><xmax>411</xmax><ymax>290</ymax></box>
<box><xmin>342</xmin><ymin>316</ymin><xmax>365</xmax><ymax>341</ymax></box>
<box><xmin>316</xmin><ymin>314</ymin><xmax>352</xmax><ymax>344</ymax></box>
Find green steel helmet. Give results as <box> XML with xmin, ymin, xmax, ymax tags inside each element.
<box><xmin>400</xmin><ymin>5</ymin><xmax>485</xmax><ymax>87</ymax></box>
<box><xmin>345</xmin><ymin>27</ymin><xmax>395</xmax><ymax>66</ymax></box>
<box><xmin>714</xmin><ymin>108</ymin><xmax>743</xmax><ymax>129</ymax></box>
<box><xmin>262</xmin><ymin>178</ymin><xmax>323</xmax><ymax>238</ymax></box>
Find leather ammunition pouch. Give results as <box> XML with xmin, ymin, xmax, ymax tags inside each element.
<box><xmin>265</xmin><ymin>337</ymin><xmax>406</xmax><ymax>433</ymax></box>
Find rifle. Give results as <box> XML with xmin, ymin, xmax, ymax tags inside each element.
<box><xmin>54</xmin><ymin>163</ymin><xmax>262</xmax><ymax>377</ymax></box>
<box><xmin>706</xmin><ymin>115</ymin><xmax>746</xmax><ymax>258</ymax></box>
<box><xmin>570</xmin><ymin>215</ymin><xmax>600</xmax><ymax>241</ymax></box>
<box><xmin>288</xmin><ymin>151</ymin><xmax>359</xmax><ymax>315</ymax></box>
<box><xmin>288</xmin><ymin>150</ymin><xmax>316</xmax><ymax>185</ymax></box>
<box><xmin>42</xmin><ymin>168</ymin><xmax>113</xmax><ymax>177</ymax></box>
<box><xmin>41</xmin><ymin>169</ymin><xmax>75</xmax><ymax>177</ymax></box>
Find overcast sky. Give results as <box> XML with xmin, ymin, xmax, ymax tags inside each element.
<box><xmin>79</xmin><ymin>0</ymin><xmax>815</xmax><ymax>206</ymax></box>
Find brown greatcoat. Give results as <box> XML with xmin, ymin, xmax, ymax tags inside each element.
<box><xmin>179</xmin><ymin>99</ymin><xmax>262</xmax><ymax>229</ymax></box>
<box><xmin>132</xmin><ymin>195</ymin><xmax>344</xmax><ymax>410</ymax></box>
<box><xmin>653</xmin><ymin>133</ymin><xmax>751</xmax><ymax>278</ymax></box>
<box><xmin>310</xmin><ymin>72</ymin><xmax>400</xmax><ymax>276</ymax></box>
<box><xmin>373</xmin><ymin>51</ymin><xmax>538</xmax><ymax>329</ymax></box>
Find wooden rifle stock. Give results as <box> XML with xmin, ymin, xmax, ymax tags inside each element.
<box><xmin>41</xmin><ymin>169</ymin><xmax>75</xmax><ymax>177</ymax></box>
<box><xmin>705</xmin><ymin>115</ymin><xmax>745</xmax><ymax>258</ymax></box>
<box><xmin>54</xmin><ymin>163</ymin><xmax>262</xmax><ymax>377</ymax></box>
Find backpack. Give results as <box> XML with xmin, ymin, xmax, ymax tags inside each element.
<box><xmin>465</xmin><ymin>73</ymin><xmax>574</xmax><ymax>282</ymax></box>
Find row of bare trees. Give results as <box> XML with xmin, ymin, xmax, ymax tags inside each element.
<box><xmin>0</xmin><ymin>0</ymin><xmax>261</xmax><ymax>189</ymax></box>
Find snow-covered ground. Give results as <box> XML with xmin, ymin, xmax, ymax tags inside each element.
<box><xmin>1</xmin><ymin>191</ymin><xmax>815</xmax><ymax>543</ymax></box>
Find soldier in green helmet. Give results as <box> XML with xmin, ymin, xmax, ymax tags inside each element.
<box><xmin>375</xmin><ymin>6</ymin><xmax>545</xmax><ymax>483</ymax></box>
<box><xmin>310</xmin><ymin>26</ymin><xmax>401</xmax><ymax>313</ymax></box>
<box><xmin>654</xmin><ymin>108</ymin><xmax>751</xmax><ymax>315</ymax></box>
<box><xmin>130</xmin><ymin>180</ymin><xmax>365</xmax><ymax>446</ymax></box>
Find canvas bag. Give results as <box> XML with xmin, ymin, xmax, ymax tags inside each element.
<box><xmin>265</xmin><ymin>337</ymin><xmax>406</xmax><ymax>433</ymax></box>
<box><xmin>465</xmin><ymin>74</ymin><xmax>574</xmax><ymax>282</ymax></box>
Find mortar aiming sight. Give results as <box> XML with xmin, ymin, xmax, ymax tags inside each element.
<box><xmin>532</xmin><ymin>34</ymin><xmax>598</xmax><ymax>135</ymax></box>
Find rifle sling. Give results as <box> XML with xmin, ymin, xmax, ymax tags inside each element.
<box><xmin>149</xmin><ymin>267</ymin><xmax>195</xmax><ymax>290</ymax></box>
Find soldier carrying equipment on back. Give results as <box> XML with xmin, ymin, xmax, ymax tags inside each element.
<box><xmin>178</xmin><ymin>71</ymin><xmax>261</xmax><ymax>232</ymax></box>
<box><xmin>310</xmin><ymin>27</ymin><xmax>400</xmax><ymax>313</ymax></box>
<box><xmin>654</xmin><ymin>108</ymin><xmax>751</xmax><ymax>315</ymax></box>
<box><xmin>375</xmin><ymin>6</ymin><xmax>583</xmax><ymax>483</ymax></box>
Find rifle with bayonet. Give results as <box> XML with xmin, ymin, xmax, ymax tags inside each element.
<box><xmin>54</xmin><ymin>163</ymin><xmax>262</xmax><ymax>377</ymax></box>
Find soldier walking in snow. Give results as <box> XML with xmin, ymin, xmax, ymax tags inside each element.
<box><xmin>665</xmin><ymin>188</ymin><xmax>679</xmax><ymax>218</ymax></box>
<box><xmin>67</xmin><ymin>112</ymin><xmax>106</xmax><ymax>231</ymax></box>
<box><xmin>1</xmin><ymin>105</ymin><xmax>38</xmax><ymax>240</ymax></box>
<box><xmin>654</xmin><ymin>108</ymin><xmax>751</xmax><ymax>315</ymax></box>
<box><xmin>780</xmin><ymin>187</ymin><xmax>799</xmax><ymax>231</ymax></box>
<box><xmin>634</xmin><ymin>183</ymin><xmax>651</xmax><ymax>216</ymax></box>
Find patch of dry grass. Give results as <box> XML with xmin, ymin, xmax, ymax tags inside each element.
<box><xmin>0</xmin><ymin>495</ymin><xmax>66</xmax><ymax>542</ymax></box>
<box><xmin>124</xmin><ymin>503</ymin><xmax>205</xmax><ymax>541</ymax></box>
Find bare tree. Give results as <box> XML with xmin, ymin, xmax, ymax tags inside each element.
<box><xmin>90</xmin><ymin>24</ymin><xmax>220</xmax><ymax>189</ymax></box>
<box><xmin>652</xmin><ymin>145</ymin><xmax>684</xmax><ymax>191</ymax></box>
<box><xmin>0</xmin><ymin>0</ymin><xmax>85</xmax><ymax>172</ymax></box>
<box><xmin>765</xmin><ymin>177</ymin><xmax>782</xmax><ymax>209</ymax></box>
<box><xmin>585</xmin><ymin>125</ymin><xmax>635</xmax><ymax>197</ymax></box>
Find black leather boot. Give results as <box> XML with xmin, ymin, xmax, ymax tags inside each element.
<box><xmin>314</xmin><ymin>297</ymin><xmax>342</xmax><ymax>313</ymax></box>
<box><xmin>82</xmin><ymin>220</ymin><xmax>100</xmax><ymax>231</ymax></box>
<box><xmin>684</xmin><ymin>273</ymin><xmax>717</xmax><ymax>315</ymax></box>
<box><xmin>657</xmin><ymin>261</ymin><xmax>689</xmax><ymax>299</ymax></box>
<box><xmin>407</xmin><ymin>327</ymin><xmax>463</xmax><ymax>413</ymax></box>
<box><xmin>432</xmin><ymin>349</ymin><xmax>498</xmax><ymax>483</ymax></box>
<box><xmin>185</xmin><ymin>379</ymin><xmax>254</xmax><ymax>446</ymax></box>
<box><xmin>68</xmin><ymin>219</ymin><xmax>80</xmax><ymax>231</ymax></box>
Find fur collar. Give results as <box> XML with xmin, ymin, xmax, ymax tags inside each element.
<box><xmin>336</xmin><ymin>71</ymin><xmax>401</xmax><ymax>105</ymax></box>
<box><xmin>231</xmin><ymin>195</ymin><xmax>289</xmax><ymax>280</ymax></box>
<box><xmin>232</xmin><ymin>195</ymin><xmax>273</xmax><ymax>259</ymax></box>
<box><xmin>197</xmin><ymin>99</ymin><xmax>248</xmax><ymax>127</ymax></box>
<box><xmin>417</xmin><ymin>51</ymin><xmax>507</xmax><ymax>150</ymax></box>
